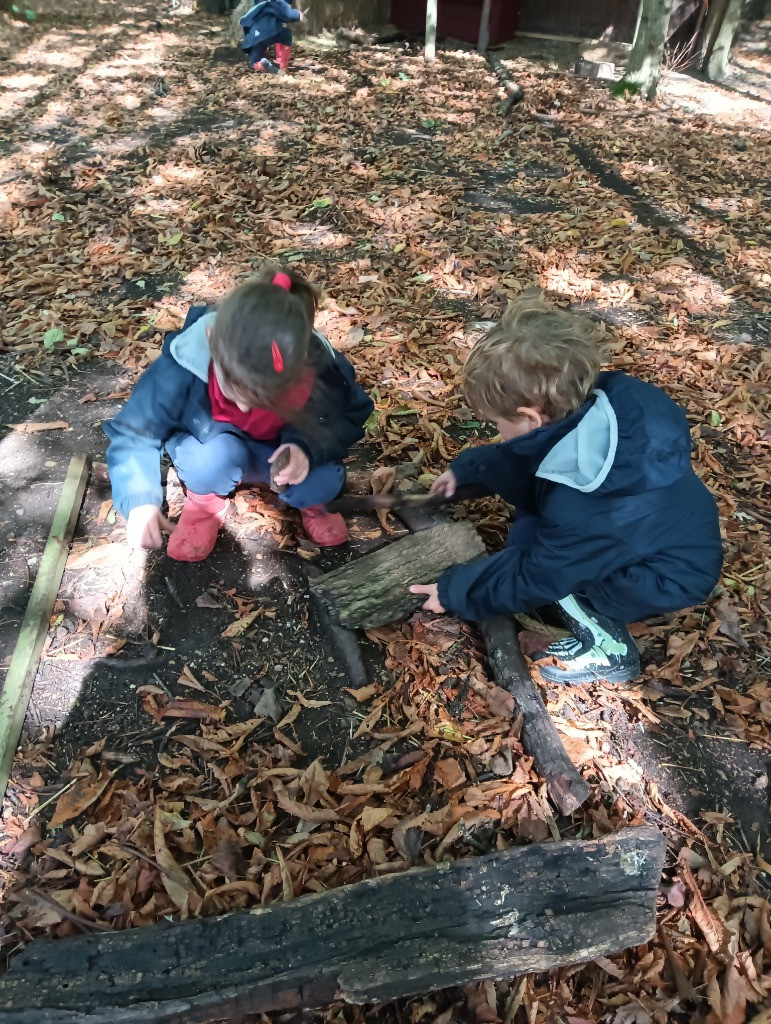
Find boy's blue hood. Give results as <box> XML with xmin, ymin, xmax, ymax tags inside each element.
<box><xmin>488</xmin><ymin>371</ymin><xmax>693</xmax><ymax>500</ymax></box>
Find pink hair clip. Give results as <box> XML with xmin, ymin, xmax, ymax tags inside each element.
<box><xmin>273</xmin><ymin>272</ymin><xmax>292</xmax><ymax>291</ymax></box>
<box><xmin>271</xmin><ymin>341</ymin><xmax>284</xmax><ymax>373</ymax></box>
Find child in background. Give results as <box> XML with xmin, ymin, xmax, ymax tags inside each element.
<box><xmin>105</xmin><ymin>268</ymin><xmax>373</xmax><ymax>562</ymax></box>
<box><xmin>239</xmin><ymin>0</ymin><xmax>303</xmax><ymax>73</ymax></box>
<box><xmin>410</xmin><ymin>295</ymin><xmax>723</xmax><ymax>686</ymax></box>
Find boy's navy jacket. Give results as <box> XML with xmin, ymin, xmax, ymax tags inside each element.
<box><xmin>104</xmin><ymin>306</ymin><xmax>373</xmax><ymax>519</ymax></box>
<box><xmin>240</xmin><ymin>0</ymin><xmax>300</xmax><ymax>50</ymax></box>
<box><xmin>438</xmin><ymin>371</ymin><xmax>723</xmax><ymax>623</ymax></box>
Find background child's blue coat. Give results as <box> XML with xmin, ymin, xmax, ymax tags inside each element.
<box><xmin>240</xmin><ymin>0</ymin><xmax>300</xmax><ymax>53</ymax></box>
<box><xmin>438</xmin><ymin>371</ymin><xmax>723</xmax><ymax>622</ymax></box>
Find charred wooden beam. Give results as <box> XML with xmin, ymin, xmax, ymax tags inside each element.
<box><xmin>0</xmin><ymin>827</ymin><xmax>665</xmax><ymax>1024</ymax></box>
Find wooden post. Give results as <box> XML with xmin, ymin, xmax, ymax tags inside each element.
<box><xmin>480</xmin><ymin>616</ymin><xmax>591</xmax><ymax>816</ymax></box>
<box><xmin>425</xmin><ymin>0</ymin><xmax>437</xmax><ymax>61</ymax></box>
<box><xmin>477</xmin><ymin>0</ymin><xmax>492</xmax><ymax>52</ymax></box>
<box><xmin>0</xmin><ymin>827</ymin><xmax>665</xmax><ymax>1024</ymax></box>
<box><xmin>0</xmin><ymin>455</ymin><xmax>89</xmax><ymax>803</ymax></box>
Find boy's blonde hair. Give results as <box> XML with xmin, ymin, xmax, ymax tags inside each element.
<box><xmin>463</xmin><ymin>294</ymin><xmax>603</xmax><ymax>421</ymax></box>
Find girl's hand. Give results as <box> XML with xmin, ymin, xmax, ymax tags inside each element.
<box><xmin>127</xmin><ymin>504</ymin><xmax>176</xmax><ymax>549</ymax></box>
<box><xmin>409</xmin><ymin>583</ymin><xmax>446</xmax><ymax>614</ymax></box>
<box><xmin>430</xmin><ymin>470</ymin><xmax>457</xmax><ymax>499</ymax></box>
<box><xmin>269</xmin><ymin>443</ymin><xmax>310</xmax><ymax>486</ymax></box>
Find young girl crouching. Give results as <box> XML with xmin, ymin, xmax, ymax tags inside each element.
<box><xmin>105</xmin><ymin>268</ymin><xmax>373</xmax><ymax>562</ymax></box>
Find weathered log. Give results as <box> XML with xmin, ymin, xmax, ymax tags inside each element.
<box><xmin>311</xmin><ymin>522</ymin><xmax>486</xmax><ymax>629</ymax></box>
<box><xmin>480</xmin><ymin>616</ymin><xmax>591</xmax><ymax>817</ymax></box>
<box><xmin>0</xmin><ymin>827</ymin><xmax>665</xmax><ymax>1024</ymax></box>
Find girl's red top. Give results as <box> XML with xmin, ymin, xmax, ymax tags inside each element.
<box><xmin>207</xmin><ymin>365</ymin><xmax>315</xmax><ymax>440</ymax></box>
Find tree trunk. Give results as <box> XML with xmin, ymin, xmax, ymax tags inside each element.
<box><xmin>425</xmin><ymin>0</ymin><xmax>437</xmax><ymax>60</ymax></box>
<box><xmin>704</xmin><ymin>0</ymin><xmax>743</xmax><ymax>80</ymax></box>
<box><xmin>310</xmin><ymin>522</ymin><xmax>486</xmax><ymax>629</ymax></box>
<box><xmin>699</xmin><ymin>0</ymin><xmax>729</xmax><ymax>66</ymax></box>
<box><xmin>0</xmin><ymin>828</ymin><xmax>666</xmax><ymax>1024</ymax></box>
<box><xmin>623</xmin><ymin>0</ymin><xmax>675</xmax><ymax>98</ymax></box>
<box><xmin>480</xmin><ymin>616</ymin><xmax>591</xmax><ymax>816</ymax></box>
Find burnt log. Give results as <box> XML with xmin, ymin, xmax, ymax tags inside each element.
<box><xmin>310</xmin><ymin>522</ymin><xmax>486</xmax><ymax>629</ymax></box>
<box><xmin>481</xmin><ymin>616</ymin><xmax>591</xmax><ymax>817</ymax></box>
<box><xmin>0</xmin><ymin>827</ymin><xmax>665</xmax><ymax>1024</ymax></box>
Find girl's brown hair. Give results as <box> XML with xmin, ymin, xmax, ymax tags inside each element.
<box><xmin>463</xmin><ymin>293</ymin><xmax>603</xmax><ymax>421</ymax></box>
<box><xmin>208</xmin><ymin>266</ymin><xmax>320</xmax><ymax>411</ymax></box>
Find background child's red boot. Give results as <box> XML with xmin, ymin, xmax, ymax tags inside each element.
<box><xmin>275</xmin><ymin>43</ymin><xmax>292</xmax><ymax>71</ymax></box>
<box><xmin>167</xmin><ymin>491</ymin><xmax>229</xmax><ymax>562</ymax></box>
<box><xmin>300</xmin><ymin>505</ymin><xmax>348</xmax><ymax>547</ymax></box>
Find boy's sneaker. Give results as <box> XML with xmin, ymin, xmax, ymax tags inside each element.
<box><xmin>253</xmin><ymin>58</ymin><xmax>279</xmax><ymax>73</ymax></box>
<box><xmin>533</xmin><ymin>594</ymin><xmax>640</xmax><ymax>685</ymax></box>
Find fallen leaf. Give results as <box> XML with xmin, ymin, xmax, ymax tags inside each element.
<box><xmin>153</xmin><ymin>806</ymin><xmax>194</xmax><ymax>911</ymax></box>
<box><xmin>71</xmin><ymin>822</ymin><xmax>109</xmax><ymax>856</ymax></box>
<box><xmin>714</xmin><ymin>597</ymin><xmax>747</xmax><ymax>647</ymax></box>
<box><xmin>50</xmin><ymin>769</ymin><xmax>112</xmax><ymax>827</ymax></box>
<box><xmin>7</xmin><ymin>420</ymin><xmax>69</xmax><ymax>433</ymax></box>
<box><xmin>342</xmin><ymin>683</ymin><xmax>379</xmax><ymax>701</ymax></box>
<box><xmin>680</xmin><ymin>861</ymin><xmax>731</xmax><ymax>957</ymax></box>
<box><xmin>221</xmin><ymin>610</ymin><xmax>259</xmax><ymax>637</ymax></box>
<box><xmin>177</xmin><ymin>666</ymin><xmax>206</xmax><ymax>692</ymax></box>
<box><xmin>272</xmin><ymin>780</ymin><xmax>339</xmax><ymax>823</ymax></box>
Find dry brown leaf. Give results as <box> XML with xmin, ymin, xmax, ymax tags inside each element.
<box><xmin>221</xmin><ymin>610</ymin><xmax>259</xmax><ymax>637</ymax></box>
<box><xmin>342</xmin><ymin>683</ymin><xmax>379</xmax><ymax>701</ymax></box>
<box><xmin>714</xmin><ymin>597</ymin><xmax>747</xmax><ymax>648</ymax></box>
<box><xmin>177</xmin><ymin>666</ymin><xmax>206</xmax><ymax>692</ymax></box>
<box><xmin>680</xmin><ymin>861</ymin><xmax>731</xmax><ymax>957</ymax></box>
<box><xmin>71</xmin><ymin>822</ymin><xmax>110</xmax><ymax>857</ymax></box>
<box><xmin>201</xmin><ymin>880</ymin><xmax>261</xmax><ymax>907</ymax></box>
<box><xmin>276</xmin><ymin>846</ymin><xmax>295</xmax><ymax>901</ymax></box>
<box><xmin>272</xmin><ymin>780</ymin><xmax>339</xmax><ymax>823</ymax></box>
<box><xmin>50</xmin><ymin>769</ymin><xmax>112</xmax><ymax>828</ymax></box>
<box><xmin>7</xmin><ymin>420</ymin><xmax>69</xmax><ymax>432</ymax></box>
<box><xmin>153</xmin><ymin>805</ymin><xmax>194</xmax><ymax>911</ymax></box>
<box><xmin>359</xmin><ymin>806</ymin><xmax>393</xmax><ymax>832</ymax></box>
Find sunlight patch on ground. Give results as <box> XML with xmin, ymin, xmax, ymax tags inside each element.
<box><xmin>660</xmin><ymin>71</ymin><xmax>771</xmax><ymax>127</ymax></box>
<box><xmin>0</xmin><ymin>72</ymin><xmax>53</xmax><ymax>117</ymax></box>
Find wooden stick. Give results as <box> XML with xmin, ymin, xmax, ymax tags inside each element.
<box><xmin>0</xmin><ymin>455</ymin><xmax>89</xmax><ymax>802</ymax></box>
<box><xmin>0</xmin><ymin>827</ymin><xmax>665</xmax><ymax>1023</ymax></box>
<box><xmin>480</xmin><ymin>616</ymin><xmax>591</xmax><ymax>816</ymax></box>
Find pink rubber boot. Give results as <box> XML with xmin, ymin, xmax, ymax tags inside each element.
<box><xmin>300</xmin><ymin>505</ymin><xmax>348</xmax><ymax>547</ymax></box>
<box><xmin>167</xmin><ymin>491</ymin><xmax>229</xmax><ymax>562</ymax></box>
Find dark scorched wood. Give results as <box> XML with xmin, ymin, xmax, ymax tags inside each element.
<box><xmin>0</xmin><ymin>827</ymin><xmax>666</xmax><ymax>1024</ymax></box>
<box><xmin>480</xmin><ymin>616</ymin><xmax>591</xmax><ymax>816</ymax></box>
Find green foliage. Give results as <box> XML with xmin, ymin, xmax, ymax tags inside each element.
<box><xmin>612</xmin><ymin>79</ymin><xmax>641</xmax><ymax>98</ymax></box>
<box><xmin>43</xmin><ymin>327</ymin><xmax>64</xmax><ymax>348</ymax></box>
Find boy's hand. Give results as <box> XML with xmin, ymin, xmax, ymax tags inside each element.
<box><xmin>269</xmin><ymin>443</ymin><xmax>310</xmax><ymax>486</ymax></box>
<box><xmin>410</xmin><ymin>583</ymin><xmax>446</xmax><ymax>614</ymax></box>
<box><xmin>127</xmin><ymin>505</ymin><xmax>176</xmax><ymax>549</ymax></box>
<box><xmin>430</xmin><ymin>470</ymin><xmax>456</xmax><ymax>499</ymax></box>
